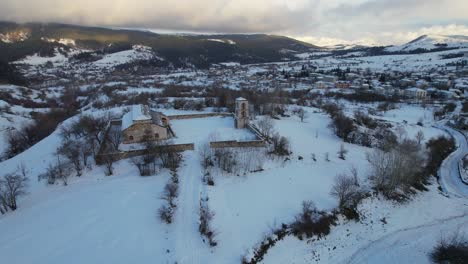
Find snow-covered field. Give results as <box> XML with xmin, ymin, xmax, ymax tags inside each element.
<box><xmin>171</xmin><ymin>116</ymin><xmax>257</xmax><ymax>144</ymax></box>
<box><xmin>0</xmin><ymin>103</ymin><xmax>466</xmax><ymax>264</ymax></box>
<box><xmin>261</xmin><ymin>183</ymin><xmax>468</xmax><ymax>264</ymax></box>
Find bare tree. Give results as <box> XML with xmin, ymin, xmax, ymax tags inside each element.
<box><xmin>107</xmin><ymin>127</ymin><xmax>122</xmax><ymax>151</ymax></box>
<box><xmin>256</xmin><ymin>116</ymin><xmax>274</xmax><ymax>138</ymax></box>
<box><xmin>350</xmin><ymin>165</ymin><xmax>359</xmax><ymax>186</ymax></box>
<box><xmin>156</xmin><ymin>140</ymin><xmax>181</xmax><ymax>170</ymax></box>
<box><xmin>366</xmin><ymin>140</ymin><xmax>424</xmax><ymax>197</ymax></box>
<box><xmin>214</xmin><ymin>148</ymin><xmax>238</xmax><ymax>173</ymax></box>
<box><xmin>415</xmin><ymin>130</ymin><xmax>425</xmax><ymax>145</ymax></box>
<box><xmin>395</xmin><ymin>125</ymin><xmax>407</xmax><ymax>142</ymax></box>
<box><xmin>102</xmin><ymin>154</ymin><xmax>115</xmax><ymax>176</ymax></box>
<box><xmin>57</xmin><ymin>139</ymin><xmax>83</xmax><ymax>176</ymax></box>
<box><xmin>17</xmin><ymin>162</ymin><xmax>28</xmax><ymax>178</ymax></box>
<box><xmin>338</xmin><ymin>143</ymin><xmax>348</xmax><ymax>160</ymax></box>
<box><xmin>270</xmin><ymin>133</ymin><xmax>291</xmax><ymax>156</ymax></box>
<box><xmin>295</xmin><ymin>107</ymin><xmax>308</xmax><ymax>122</ymax></box>
<box><xmin>0</xmin><ymin>172</ymin><xmax>29</xmax><ymax>211</ymax></box>
<box><xmin>330</xmin><ymin>173</ymin><xmax>359</xmax><ymax>209</ymax></box>
<box><xmin>199</xmin><ymin>142</ymin><xmax>213</xmax><ymax>170</ymax></box>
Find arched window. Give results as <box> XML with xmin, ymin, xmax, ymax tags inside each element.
<box><xmin>129</xmin><ymin>135</ymin><xmax>134</xmax><ymax>141</ymax></box>
<box><xmin>241</xmin><ymin>102</ymin><xmax>246</xmax><ymax>110</ymax></box>
<box><xmin>155</xmin><ymin>133</ymin><xmax>159</xmax><ymax>139</ymax></box>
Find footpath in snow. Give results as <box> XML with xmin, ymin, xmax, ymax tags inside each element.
<box><xmin>173</xmin><ymin>151</ymin><xmax>212</xmax><ymax>263</ymax></box>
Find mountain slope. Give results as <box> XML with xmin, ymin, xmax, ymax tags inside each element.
<box><xmin>385</xmin><ymin>34</ymin><xmax>468</xmax><ymax>53</ymax></box>
<box><xmin>0</xmin><ymin>22</ymin><xmax>318</xmax><ymax>68</ymax></box>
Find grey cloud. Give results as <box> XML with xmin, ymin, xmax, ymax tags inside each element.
<box><xmin>0</xmin><ymin>0</ymin><xmax>319</xmax><ymax>33</ymax></box>
<box><xmin>0</xmin><ymin>0</ymin><xmax>467</xmax><ymax>45</ymax></box>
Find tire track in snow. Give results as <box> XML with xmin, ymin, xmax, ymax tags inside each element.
<box><xmin>345</xmin><ymin>213</ymin><xmax>468</xmax><ymax>264</ymax></box>
<box><xmin>174</xmin><ymin>151</ymin><xmax>204</xmax><ymax>263</ymax></box>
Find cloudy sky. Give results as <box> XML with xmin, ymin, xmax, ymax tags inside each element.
<box><xmin>1</xmin><ymin>0</ymin><xmax>468</xmax><ymax>46</ymax></box>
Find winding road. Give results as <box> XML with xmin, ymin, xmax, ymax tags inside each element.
<box><xmin>435</xmin><ymin>124</ymin><xmax>468</xmax><ymax>198</ymax></box>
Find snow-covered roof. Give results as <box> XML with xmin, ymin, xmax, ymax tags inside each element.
<box><xmin>121</xmin><ymin>105</ymin><xmax>152</xmax><ymax>131</ymax></box>
<box><xmin>406</xmin><ymin>87</ymin><xmax>425</xmax><ymax>92</ymax></box>
<box><xmin>236</xmin><ymin>97</ymin><xmax>247</xmax><ymax>101</ymax></box>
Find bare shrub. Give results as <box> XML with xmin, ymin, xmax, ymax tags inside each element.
<box><xmin>158</xmin><ymin>205</ymin><xmax>174</xmax><ymax>224</ymax></box>
<box><xmin>330</xmin><ymin>173</ymin><xmax>364</xmax><ymax>220</ymax></box>
<box><xmin>236</xmin><ymin>148</ymin><xmax>266</xmax><ymax>174</ymax></box>
<box><xmin>131</xmin><ymin>155</ymin><xmax>157</xmax><ymax>176</ymax></box>
<box><xmin>0</xmin><ymin>172</ymin><xmax>29</xmax><ymax>212</ymax></box>
<box><xmin>45</xmin><ymin>157</ymin><xmax>72</xmax><ymax>185</ymax></box>
<box><xmin>430</xmin><ymin>232</ymin><xmax>468</xmax><ymax>264</ymax></box>
<box><xmin>57</xmin><ymin>138</ymin><xmax>86</xmax><ymax>176</ymax></box>
<box><xmin>199</xmin><ymin>142</ymin><xmax>214</xmax><ymax>170</ymax></box>
<box><xmin>367</xmin><ymin>139</ymin><xmax>425</xmax><ymax>199</ymax></box>
<box><xmin>159</xmin><ymin>168</ymin><xmax>179</xmax><ymax>224</ymax></box>
<box><xmin>425</xmin><ymin>136</ymin><xmax>456</xmax><ymax>176</ymax></box>
<box><xmin>337</xmin><ymin>143</ymin><xmax>348</xmax><ymax>160</ymax></box>
<box><xmin>270</xmin><ymin>133</ymin><xmax>291</xmax><ymax>156</ymax></box>
<box><xmin>329</xmin><ymin>112</ymin><xmax>356</xmax><ymax>142</ymax></box>
<box><xmin>199</xmin><ymin>198</ymin><xmax>217</xmax><ymax>247</ymax></box>
<box><xmin>161</xmin><ymin>182</ymin><xmax>179</xmax><ymax>208</ymax></box>
<box><xmin>415</xmin><ymin>130</ymin><xmax>425</xmax><ymax>145</ymax></box>
<box><xmin>156</xmin><ymin>140</ymin><xmax>182</xmax><ymax>170</ymax></box>
<box><xmin>354</xmin><ymin>110</ymin><xmax>377</xmax><ymax>129</ymax></box>
<box><xmin>214</xmin><ymin>148</ymin><xmax>238</xmax><ymax>174</ymax></box>
<box><xmin>256</xmin><ymin>116</ymin><xmax>274</xmax><ymax>138</ymax></box>
<box><xmin>292</xmin><ymin>107</ymin><xmax>308</xmax><ymax>122</ymax></box>
<box><xmin>102</xmin><ymin>154</ymin><xmax>116</xmax><ymax>176</ymax></box>
<box><xmin>291</xmin><ymin>201</ymin><xmax>337</xmax><ymax>239</ymax></box>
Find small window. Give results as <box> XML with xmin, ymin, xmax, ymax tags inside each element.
<box><xmin>155</xmin><ymin>133</ymin><xmax>159</xmax><ymax>139</ymax></box>
<box><xmin>129</xmin><ymin>135</ymin><xmax>134</xmax><ymax>141</ymax></box>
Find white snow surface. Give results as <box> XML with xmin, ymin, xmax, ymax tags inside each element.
<box><xmin>207</xmin><ymin>39</ymin><xmax>236</xmax><ymax>45</ymax></box>
<box><xmin>93</xmin><ymin>45</ymin><xmax>158</xmax><ymax>68</ymax></box>
<box><xmin>0</xmin><ymin>105</ymin><xmax>466</xmax><ymax>264</ymax></box>
<box><xmin>261</xmin><ymin>183</ymin><xmax>468</xmax><ymax>264</ymax></box>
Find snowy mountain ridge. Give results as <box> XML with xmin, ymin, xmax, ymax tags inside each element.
<box><xmin>385</xmin><ymin>34</ymin><xmax>468</xmax><ymax>52</ymax></box>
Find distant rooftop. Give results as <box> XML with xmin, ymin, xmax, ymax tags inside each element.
<box><xmin>236</xmin><ymin>97</ymin><xmax>247</xmax><ymax>101</ymax></box>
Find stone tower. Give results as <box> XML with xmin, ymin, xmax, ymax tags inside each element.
<box><xmin>235</xmin><ymin>97</ymin><xmax>249</xmax><ymax>129</ymax></box>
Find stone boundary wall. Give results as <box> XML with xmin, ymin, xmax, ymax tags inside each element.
<box><xmin>95</xmin><ymin>143</ymin><xmax>194</xmax><ymax>165</ymax></box>
<box><xmin>167</xmin><ymin>112</ymin><xmax>232</xmax><ymax>120</ymax></box>
<box><xmin>210</xmin><ymin>140</ymin><xmax>266</xmax><ymax>148</ymax></box>
<box><xmin>247</xmin><ymin>124</ymin><xmax>268</xmax><ymax>142</ymax></box>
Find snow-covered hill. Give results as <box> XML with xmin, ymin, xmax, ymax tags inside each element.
<box><xmin>385</xmin><ymin>34</ymin><xmax>468</xmax><ymax>52</ymax></box>
<box><xmin>93</xmin><ymin>45</ymin><xmax>162</xmax><ymax>68</ymax></box>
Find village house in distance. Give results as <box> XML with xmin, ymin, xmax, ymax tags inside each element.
<box><xmin>121</xmin><ymin>105</ymin><xmax>170</xmax><ymax>144</ymax></box>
